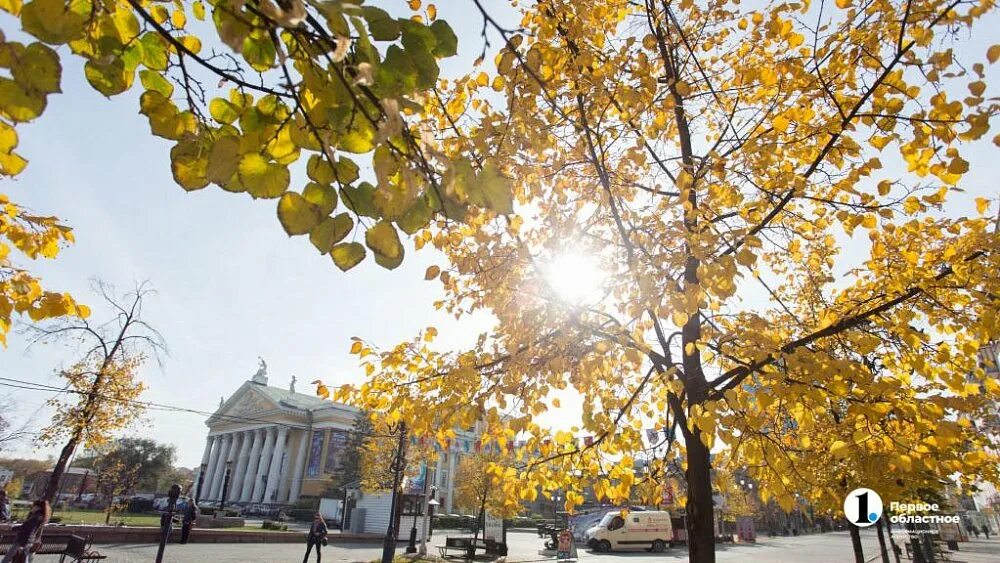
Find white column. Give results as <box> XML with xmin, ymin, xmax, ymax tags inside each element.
<box><xmin>287</xmin><ymin>430</ymin><xmax>310</xmax><ymax>503</ymax></box>
<box><xmin>240</xmin><ymin>428</ymin><xmax>265</xmax><ymax>502</ymax></box>
<box><xmin>195</xmin><ymin>435</ymin><xmax>216</xmax><ymax>499</ymax></box>
<box><xmin>231</xmin><ymin>430</ymin><xmax>254</xmax><ymax>503</ymax></box>
<box><xmin>264</xmin><ymin>427</ymin><xmax>289</xmax><ymax>503</ymax></box>
<box><xmin>251</xmin><ymin>427</ymin><xmax>277</xmax><ymax>502</ymax></box>
<box><xmin>221</xmin><ymin>432</ymin><xmax>243</xmax><ymax>501</ymax></box>
<box><xmin>277</xmin><ymin>449</ymin><xmax>292</xmax><ymax>503</ymax></box>
<box><xmin>209</xmin><ymin>433</ymin><xmax>233</xmax><ymax>500</ymax></box>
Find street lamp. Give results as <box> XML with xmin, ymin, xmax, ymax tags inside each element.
<box><xmin>155</xmin><ymin>484</ymin><xmax>181</xmax><ymax>563</ymax></box>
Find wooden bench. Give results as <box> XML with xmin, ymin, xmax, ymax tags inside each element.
<box><xmin>436</xmin><ymin>536</ymin><xmax>506</xmax><ymax>559</ymax></box>
<box><xmin>438</xmin><ymin>536</ymin><xmax>475</xmax><ymax>558</ymax></box>
<box><xmin>0</xmin><ymin>533</ymin><xmax>107</xmax><ymax>562</ymax></box>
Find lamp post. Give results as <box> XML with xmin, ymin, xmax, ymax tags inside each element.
<box><xmin>219</xmin><ymin>460</ymin><xmax>233</xmax><ymax>513</ymax></box>
<box><xmin>421</xmin><ymin>496</ymin><xmax>440</xmax><ymax>556</ymax></box>
<box><xmin>155</xmin><ymin>484</ymin><xmax>181</xmax><ymax>563</ymax></box>
<box><xmin>381</xmin><ymin>422</ymin><xmax>408</xmax><ymax>563</ymax></box>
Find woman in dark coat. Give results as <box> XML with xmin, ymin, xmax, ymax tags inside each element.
<box><xmin>303</xmin><ymin>513</ymin><xmax>328</xmax><ymax>563</ymax></box>
<box><xmin>1</xmin><ymin>500</ymin><xmax>50</xmax><ymax>563</ymax></box>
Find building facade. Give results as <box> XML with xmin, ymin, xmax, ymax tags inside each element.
<box><xmin>194</xmin><ymin>362</ymin><xmax>470</xmax><ymax>511</ymax></box>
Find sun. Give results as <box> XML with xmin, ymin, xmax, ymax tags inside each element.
<box><xmin>543</xmin><ymin>250</ymin><xmax>607</xmax><ymax>304</ymax></box>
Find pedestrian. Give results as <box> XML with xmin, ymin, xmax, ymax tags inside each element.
<box><xmin>302</xmin><ymin>512</ymin><xmax>328</xmax><ymax>563</ymax></box>
<box><xmin>972</xmin><ymin>526</ymin><xmax>981</xmax><ymax>538</ymax></box>
<box><xmin>180</xmin><ymin>498</ymin><xmax>198</xmax><ymax>544</ymax></box>
<box><xmin>984</xmin><ymin>526</ymin><xmax>991</xmax><ymax>539</ymax></box>
<box><xmin>0</xmin><ymin>490</ymin><xmax>10</xmax><ymax>523</ymax></box>
<box><xmin>1</xmin><ymin>499</ymin><xmax>50</xmax><ymax>563</ymax></box>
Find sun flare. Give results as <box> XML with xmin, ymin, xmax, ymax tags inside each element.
<box><xmin>543</xmin><ymin>251</ymin><xmax>607</xmax><ymax>304</ymax></box>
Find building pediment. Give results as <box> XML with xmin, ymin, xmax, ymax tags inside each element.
<box><xmin>208</xmin><ymin>382</ymin><xmax>289</xmax><ymax>428</ymax></box>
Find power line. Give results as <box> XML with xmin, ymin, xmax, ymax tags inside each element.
<box><xmin>0</xmin><ymin>376</ymin><xmax>401</xmax><ymax>441</ymax></box>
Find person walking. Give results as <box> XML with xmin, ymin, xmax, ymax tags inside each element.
<box><xmin>0</xmin><ymin>491</ymin><xmax>10</xmax><ymax>523</ymax></box>
<box><xmin>972</xmin><ymin>525</ymin><xmax>981</xmax><ymax>539</ymax></box>
<box><xmin>1</xmin><ymin>500</ymin><xmax>50</xmax><ymax>563</ymax></box>
<box><xmin>983</xmin><ymin>526</ymin><xmax>991</xmax><ymax>539</ymax></box>
<box><xmin>180</xmin><ymin>498</ymin><xmax>198</xmax><ymax>544</ymax></box>
<box><xmin>302</xmin><ymin>513</ymin><xmax>328</xmax><ymax>563</ymax></box>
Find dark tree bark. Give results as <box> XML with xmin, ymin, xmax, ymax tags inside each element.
<box><xmin>877</xmin><ymin>516</ymin><xmax>890</xmax><ymax>563</ymax></box>
<box><xmin>849</xmin><ymin>524</ymin><xmax>865</xmax><ymax>563</ymax></box>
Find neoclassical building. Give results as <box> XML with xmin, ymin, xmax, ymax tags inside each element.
<box><xmin>193</xmin><ymin>361</ymin><xmax>470</xmax><ymax>511</ymax></box>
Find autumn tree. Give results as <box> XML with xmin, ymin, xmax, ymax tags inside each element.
<box><xmin>0</xmin><ymin>0</ymin><xmax>509</xmax><ymax>275</ymax></box>
<box><xmin>30</xmin><ymin>281</ymin><xmax>163</xmax><ymax>503</ymax></box>
<box><xmin>335</xmin><ymin>1</ymin><xmax>1000</xmax><ymax>562</ymax></box>
<box><xmin>84</xmin><ymin>438</ymin><xmax>175</xmax><ymax>523</ymax></box>
<box><xmin>0</xmin><ymin>197</ymin><xmax>85</xmax><ymax>344</ymax></box>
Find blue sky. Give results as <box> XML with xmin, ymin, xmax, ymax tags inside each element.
<box><xmin>1</xmin><ymin>1</ymin><xmax>997</xmax><ymax>469</ymax></box>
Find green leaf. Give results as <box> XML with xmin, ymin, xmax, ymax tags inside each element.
<box><xmin>341</xmin><ymin>182</ymin><xmax>378</xmax><ymax>218</ymax></box>
<box><xmin>209</xmin><ymin>98</ymin><xmax>240</xmax><ymax>124</ymax></box>
<box><xmin>331</xmin><ymin>242</ymin><xmax>366</xmax><ymax>271</ymax></box>
<box><xmin>338</xmin><ymin>118</ymin><xmax>376</xmax><ymax>153</ymax></box>
<box><xmin>400</xmin><ymin>20</ymin><xmax>439</xmax><ymax>88</ymax></box>
<box><xmin>139</xmin><ymin>91</ymin><xmax>195</xmax><ymax>140</ymax></box>
<box><xmin>238</xmin><ymin>153</ymin><xmax>289</xmax><ymax>199</ymax></box>
<box><xmin>84</xmin><ymin>57</ymin><xmax>133</xmax><ymax>97</ymax></box>
<box><xmin>139</xmin><ymin>69</ymin><xmax>173</xmax><ymax>97</ymax></box>
<box><xmin>277</xmin><ymin>192</ymin><xmax>324</xmax><ymax>236</ymax></box>
<box><xmin>139</xmin><ymin>32</ymin><xmax>169</xmax><ymax>71</ymax></box>
<box><xmin>303</xmin><ymin>182</ymin><xmax>338</xmax><ymax>215</ymax></box>
<box><xmin>397</xmin><ymin>195</ymin><xmax>433</xmax><ymax>235</ymax></box>
<box><xmin>242</xmin><ymin>34</ymin><xmax>276</xmax><ymax>72</ymax></box>
<box><xmin>334</xmin><ymin>157</ymin><xmax>360</xmax><ymax>184</ymax></box>
<box><xmin>0</xmin><ymin>77</ymin><xmax>45</xmax><ymax>122</ymax></box>
<box><xmin>207</xmin><ymin>135</ymin><xmax>241</xmax><ymax>186</ymax></box>
<box><xmin>170</xmin><ymin>139</ymin><xmax>210</xmax><ymax>191</ymax></box>
<box><xmin>307</xmin><ymin>154</ymin><xmax>335</xmax><ymax>185</ymax></box>
<box><xmin>478</xmin><ymin>162</ymin><xmax>514</xmax><ymax>214</ymax></box>
<box><xmin>430</xmin><ymin>20</ymin><xmax>458</xmax><ymax>58</ymax></box>
<box><xmin>20</xmin><ymin>0</ymin><xmax>90</xmax><ymax>45</ymax></box>
<box><xmin>310</xmin><ymin>213</ymin><xmax>353</xmax><ymax>253</ymax></box>
<box><xmin>362</xmin><ymin>6</ymin><xmax>400</xmax><ymax>41</ymax></box>
<box><xmin>12</xmin><ymin>42</ymin><xmax>61</xmax><ymax>94</ymax></box>
<box><xmin>376</xmin><ymin>45</ymin><xmax>418</xmax><ymax>97</ymax></box>
<box><xmin>365</xmin><ymin>221</ymin><xmax>404</xmax><ymax>270</ymax></box>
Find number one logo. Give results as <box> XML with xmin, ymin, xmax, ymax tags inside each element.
<box><xmin>844</xmin><ymin>488</ymin><xmax>882</xmax><ymax>528</ymax></box>
<box><xmin>855</xmin><ymin>491</ymin><xmax>870</xmax><ymax>524</ymax></box>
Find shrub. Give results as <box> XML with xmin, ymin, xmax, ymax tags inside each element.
<box><xmin>263</xmin><ymin>520</ymin><xmax>288</xmax><ymax>531</ymax></box>
<box><xmin>287</xmin><ymin>508</ymin><xmax>317</xmax><ymax>521</ymax></box>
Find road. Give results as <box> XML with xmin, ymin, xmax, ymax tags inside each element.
<box><xmin>24</xmin><ymin>529</ymin><xmax>1000</xmax><ymax>562</ymax></box>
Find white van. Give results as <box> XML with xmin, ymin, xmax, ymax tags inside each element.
<box><xmin>585</xmin><ymin>510</ymin><xmax>674</xmax><ymax>552</ymax></box>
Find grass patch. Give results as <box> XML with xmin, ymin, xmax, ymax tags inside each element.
<box><xmin>46</xmin><ymin>508</ymin><xmax>162</xmax><ymax>527</ymax></box>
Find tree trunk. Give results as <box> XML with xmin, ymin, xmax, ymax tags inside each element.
<box><xmin>877</xmin><ymin>516</ymin><xmax>890</xmax><ymax>563</ymax></box>
<box><xmin>42</xmin><ymin>435</ymin><xmax>79</xmax><ymax>503</ymax></box>
<box><xmin>849</xmin><ymin>524</ymin><xmax>865</xmax><ymax>563</ymax></box>
<box><xmin>887</xmin><ymin>515</ymin><xmax>902</xmax><ymax>563</ymax></box>
<box><xmin>685</xmin><ymin>431</ymin><xmax>716</xmax><ymax>563</ymax></box>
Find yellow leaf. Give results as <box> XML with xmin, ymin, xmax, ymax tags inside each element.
<box><xmin>276</xmin><ymin>192</ymin><xmax>323</xmax><ymax>236</ymax></box>
<box><xmin>350</xmin><ymin>341</ymin><xmax>364</xmax><ymax>354</ymax></box>
<box><xmin>772</xmin><ymin>115</ymin><xmax>789</xmax><ymax>133</ymax></box>
<box><xmin>425</xmin><ymin>265</ymin><xmax>441</xmax><ymax>280</ymax></box>
<box><xmin>829</xmin><ymin>440</ymin><xmax>849</xmax><ymax>459</ymax></box>
<box><xmin>835</xmin><ymin>0</ymin><xmax>851</xmax><ymax>8</ymax></box>
<box><xmin>408</xmin><ymin>0</ymin><xmax>421</xmax><ymax>10</ymax></box>
<box><xmin>988</xmin><ymin>44</ymin><xmax>1000</xmax><ymax>64</ymax></box>
<box><xmin>975</xmin><ymin>197</ymin><xmax>989</xmax><ymax>214</ymax></box>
